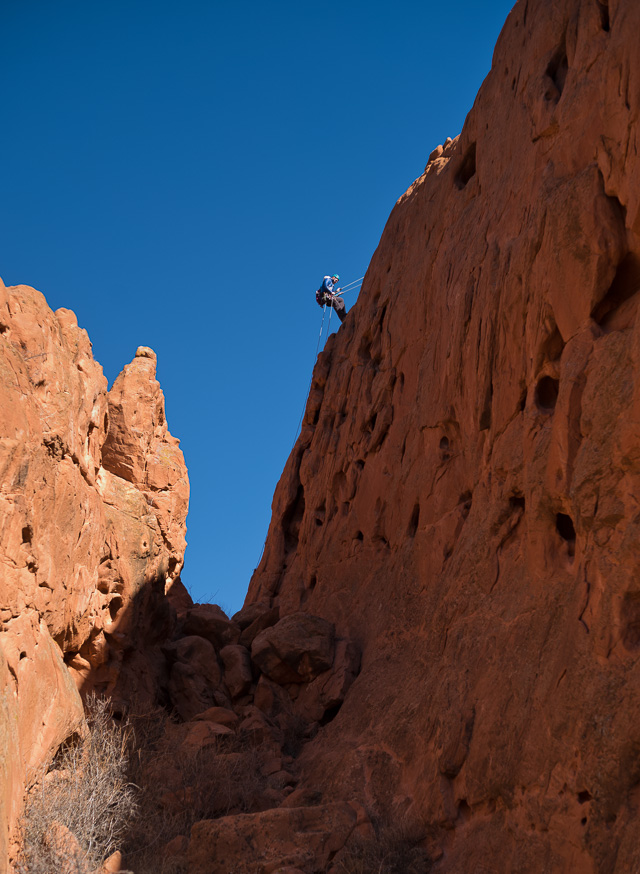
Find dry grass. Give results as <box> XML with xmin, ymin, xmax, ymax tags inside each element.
<box><xmin>16</xmin><ymin>694</ymin><xmax>137</xmax><ymax>874</ymax></box>
<box><xmin>122</xmin><ymin>704</ymin><xmax>268</xmax><ymax>874</ymax></box>
<box><xmin>333</xmin><ymin>821</ymin><xmax>432</xmax><ymax>874</ymax></box>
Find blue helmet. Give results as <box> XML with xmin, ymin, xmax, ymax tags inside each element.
<box><xmin>331</xmin><ymin>274</ymin><xmax>339</xmax><ymax>281</ymax></box>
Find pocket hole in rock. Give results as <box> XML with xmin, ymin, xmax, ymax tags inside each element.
<box><xmin>597</xmin><ymin>0</ymin><xmax>610</xmax><ymax>32</ymax></box>
<box><xmin>109</xmin><ymin>596</ymin><xmax>123</xmax><ymax>622</ymax></box>
<box><xmin>556</xmin><ymin>513</ymin><xmax>576</xmax><ymax>557</ymax></box>
<box><xmin>546</xmin><ymin>42</ymin><xmax>568</xmax><ymax>99</ymax></box>
<box><xmin>535</xmin><ymin>376</ymin><xmax>559</xmax><ymax>411</ymax></box>
<box><xmin>455</xmin><ymin>143</ymin><xmax>477</xmax><ymax>190</ymax></box>
<box><xmin>407</xmin><ymin>503</ymin><xmax>420</xmax><ymax>537</ymax></box>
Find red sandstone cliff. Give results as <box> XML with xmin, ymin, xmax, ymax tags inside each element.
<box><xmin>4</xmin><ymin>0</ymin><xmax>640</xmax><ymax>871</ymax></box>
<box><xmin>0</xmin><ymin>281</ymin><xmax>188</xmax><ymax>866</ymax></box>
<box><xmin>246</xmin><ymin>0</ymin><xmax>640</xmax><ymax>869</ymax></box>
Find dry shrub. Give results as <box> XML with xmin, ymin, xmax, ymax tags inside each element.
<box><xmin>16</xmin><ymin>694</ymin><xmax>137</xmax><ymax>874</ymax></box>
<box><xmin>124</xmin><ymin>706</ymin><xmax>267</xmax><ymax>874</ymax></box>
<box><xmin>334</xmin><ymin>821</ymin><xmax>431</xmax><ymax>874</ymax></box>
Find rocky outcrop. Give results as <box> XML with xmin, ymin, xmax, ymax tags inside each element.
<box><xmin>6</xmin><ymin>0</ymin><xmax>640</xmax><ymax>871</ymax></box>
<box><xmin>246</xmin><ymin>0</ymin><xmax>640</xmax><ymax>869</ymax></box>
<box><xmin>0</xmin><ymin>280</ymin><xmax>188</xmax><ymax>864</ymax></box>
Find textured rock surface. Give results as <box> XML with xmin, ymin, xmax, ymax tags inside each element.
<box><xmin>0</xmin><ymin>280</ymin><xmax>188</xmax><ymax>863</ymax></box>
<box><xmin>246</xmin><ymin>0</ymin><xmax>640</xmax><ymax>869</ymax></box>
<box><xmin>187</xmin><ymin>803</ymin><xmax>359</xmax><ymax>874</ymax></box>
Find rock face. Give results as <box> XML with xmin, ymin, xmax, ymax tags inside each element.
<box><xmin>0</xmin><ymin>281</ymin><xmax>188</xmax><ymax>864</ymax></box>
<box><xmin>246</xmin><ymin>0</ymin><xmax>640</xmax><ymax>869</ymax></box>
<box><xmin>5</xmin><ymin>1</ymin><xmax>640</xmax><ymax>871</ymax></box>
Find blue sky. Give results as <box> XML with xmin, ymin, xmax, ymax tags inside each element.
<box><xmin>2</xmin><ymin>0</ymin><xmax>514</xmax><ymax>615</ymax></box>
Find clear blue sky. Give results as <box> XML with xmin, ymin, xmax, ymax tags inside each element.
<box><xmin>2</xmin><ymin>0</ymin><xmax>514</xmax><ymax>615</ymax></box>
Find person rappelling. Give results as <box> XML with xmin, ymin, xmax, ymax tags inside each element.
<box><xmin>316</xmin><ymin>274</ymin><xmax>347</xmax><ymax>323</ymax></box>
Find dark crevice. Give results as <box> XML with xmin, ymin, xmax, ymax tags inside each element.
<box><xmin>556</xmin><ymin>513</ymin><xmax>576</xmax><ymax>558</ymax></box>
<box><xmin>407</xmin><ymin>503</ymin><xmax>420</xmax><ymax>538</ymax></box>
<box><xmin>535</xmin><ymin>376</ymin><xmax>559</xmax><ymax>411</ymax></box>
<box><xmin>354</xmin><ymin>531</ymin><xmax>364</xmax><ymax>542</ymax></box>
<box><xmin>510</xmin><ymin>495</ymin><xmax>525</xmax><ymax>512</ymax></box>
<box><xmin>455</xmin><ymin>143</ymin><xmax>477</xmax><ymax>190</ymax></box>
<box><xmin>578</xmin><ymin>790</ymin><xmax>593</xmax><ymax>804</ymax></box>
<box><xmin>459</xmin><ymin>491</ymin><xmax>473</xmax><ymax>520</ymax></box>
<box><xmin>22</xmin><ymin>525</ymin><xmax>33</xmax><ymax>544</ymax></box>
<box><xmin>621</xmin><ymin>592</ymin><xmax>640</xmax><ymax>651</ymax></box>
<box><xmin>479</xmin><ymin>377</ymin><xmax>493</xmax><ymax>431</ymax></box>
<box><xmin>319</xmin><ymin>703</ymin><xmax>342</xmax><ymax>726</ymax></box>
<box><xmin>519</xmin><ymin>387</ymin><xmax>527</xmax><ymax>412</ymax></box>
<box><xmin>283</xmin><ymin>484</ymin><xmax>306</xmax><ymax>553</ymax></box>
<box><xmin>545</xmin><ymin>39</ymin><xmax>568</xmax><ymax>102</ymax></box>
<box><xmin>540</xmin><ymin>325</ymin><xmax>565</xmax><ymax>364</ymax></box>
<box><xmin>597</xmin><ymin>0</ymin><xmax>610</xmax><ymax>32</ymax></box>
<box><xmin>591</xmin><ymin>252</ymin><xmax>640</xmax><ymax>329</ymax></box>
<box><xmin>457</xmin><ymin>799</ymin><xmax>471</xmax><ymax>823</ymax></box>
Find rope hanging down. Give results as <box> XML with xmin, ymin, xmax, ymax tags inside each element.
<box><xmin>290</xmin><ymin>275</ymin><xmax>363</xmax><ymax>450</ymax></box>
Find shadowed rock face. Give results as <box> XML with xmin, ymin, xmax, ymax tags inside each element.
<box><xmin>0</xmin><ymin>283</ymin><xmax>189</xmax><ymax>862</ymax></box>
<box><xmin>247</xmin><ymin>0</ymin><xmax>640</xmax><ymax>869</ymax></box>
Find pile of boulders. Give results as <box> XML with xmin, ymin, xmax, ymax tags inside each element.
<box><xmin>148</xmin><ymin>598</ymin><xmax>365</xmax><ymax>873</ymax></box>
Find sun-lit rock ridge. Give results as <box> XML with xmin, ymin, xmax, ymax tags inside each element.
<box><xmin>0</xmin><ymin>282</ymin><xmax>189</xmax><ymax>866</ymax></box>
<box><xmin>246</xmin><ymin>0</ymin><xmax>640</xmax><ymax>868</ymax></box>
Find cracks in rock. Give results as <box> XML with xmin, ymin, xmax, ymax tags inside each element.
<box><xmin>490</xmin><ymin>495</ymin><xmax>526</xmax><ymax>594</ymax></box>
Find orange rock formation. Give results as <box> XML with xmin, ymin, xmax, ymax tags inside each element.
<box><xmin>0</xmin><ymin>281</ymin><xmax>188</xmax><ymax>865</ymax></box>
<box><xmin>246</xmin><ymin>0</ymin><xmax>640</xmax><ymax>868</ymax></box>
<box><xmin>4</xmin><ymin>0</ymin><xmax>640</xmax><ymax>871</ymax></box>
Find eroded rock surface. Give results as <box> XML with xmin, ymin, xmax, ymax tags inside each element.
<box><xmin>0</xmin><ymin>282</ymin><xmax>188</xmax><ymax>864</ymax></box>
<box><xmin>245</xmin><ymin>0</ymin><xmax>640</xmax><ymax>870</ymax></box>
<box><xmin>6</xmin><ymin>1</ymin><xmax>640</xmax><ymax>872</ymax></box>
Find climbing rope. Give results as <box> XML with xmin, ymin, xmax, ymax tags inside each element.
<box><xmin>257</xmin><ymin>276</ymin><xmax>363</xmax><ymax>570</ymax></box>
<box><xmin>334</xmin><ymin>283</ymin><xmax>361</xmax><ymax>297</ymax></box>
<box><xmin>288</xmin><ymin>274</ymin><xmax>363</xmax><ymax>453</ymax></box>
<box><xmin>291</xmin><ymin>305</ymin><xmax>327</xmax><ymax>452</ymax></box>
<box><xmin>339</xmin><ymin>275</ymin><xmax>364</xmax><ymax>290</ymax></box>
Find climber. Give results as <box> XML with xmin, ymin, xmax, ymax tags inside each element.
<box><xmin>316</xmin><ymin>274</ymin><xmax>347</xmax><ymax>323</ymax></box>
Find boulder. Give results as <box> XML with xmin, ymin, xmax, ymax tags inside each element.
<box><xmin>164</xmin><ymin>636</ymin><xmax>222</xmax><ymax>721</ymax></box>
<box><xmin>187</xmin><ymin>803</ymin><xmax>359</xmax><ymax>874</ymax></box>
<box><xmin>219</xmin><ymin>644</ymin><xmax>253</xmax><ymax>699</ymax></box>
<box><xmin>294</xmin><ymin>639</ymin><xmax>361</xmax><ymax>722</ymax></box>
<box><xmin>251</xmin><ymin>613</ymin><xmax>335</xmax><ymax>684</ymax></box>
<box><xmin>183</xmin><ymin>604</ymin><xmax>241</xmax><ymax>649</ymax></box>
<box><xmin>239</xmin><ymin>605</ymin><xmax>280</xmax><ymax>648</ymax></box>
